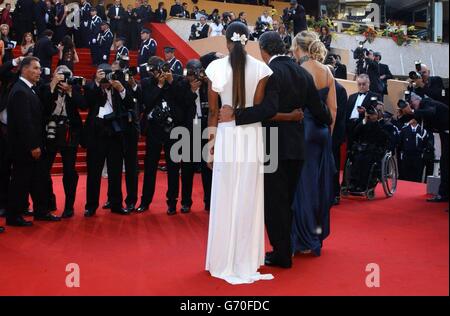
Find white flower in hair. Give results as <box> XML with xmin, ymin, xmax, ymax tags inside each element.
<box><xmin>231</xmin><ymin>32</ymin><xmax>248</xmax><ymax>45</ymax></box>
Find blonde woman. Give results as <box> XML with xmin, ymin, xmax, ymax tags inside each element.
<box><xmin>290</xmin><ymin>31</ymin><xmax>337</xmax><ymax>257</ymax></box>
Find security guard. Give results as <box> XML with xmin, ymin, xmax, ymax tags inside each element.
<box><xmin>88</xmin><ymin>7</ymin><xmax>102</xmax><ymax>66</ymax></box>
<box><xmin>114</xmin><ymin>37</ymin><xmax>130</xmax><ymax>67</ymax></box>
<box><xmin>164</xmin><ymin>46</ymin><xmax>183</xmax><ymax>77</ymax></box>
<box><xmin>138</xmin><ymin>28</ymin><xmax>157</xmax><ymax>66</ymax></box>
<box><xmin>96</xmin><ymin>21</ymin><xmax>114</xmax><ymax>66</ymax></box>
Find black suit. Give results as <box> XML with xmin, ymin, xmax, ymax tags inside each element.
<box><xmin>379</xmin><ymin>63</ymin><xmax>393</xmax><ymax>95</ymax></box>
<box><xmin>0</xmin><ymin>61</ymin><xmax>19</xmax><ymax>211</ymax></box>
<box><xmin>41</xmin><ymin>84</ymin><xmax>86</xmax><ymax>212</ymax></box>
<box><xmin>234</xmin><ymin>56</ymin><xmax>331</xmax><ymax>265</ymax></box>
<box><xmin>6</xmin><ymin>79</ymin><xmax>49</xmax><ymax>219</ymax></box>
<box><xmin>169</xmin><ymin>4</ymin><xmax>184</xmax><ymax>17</ymax></box>
<box><xmin>190</xmin><ymin>23</ymin><xmax>209</xmax><ymax>40</ymax></box>
<box><xmin>175</xmin><ymin>79</ymin><xmax>212</xmax><ymax>209</ymax></box>
<box><xmin>82</xmin><ymin>81</ymin><xmax>134</xmax><ymax>212</ymax></box>
<box><xmin>107</xmin><ymin>5</ymin><xmax>126</xmax><ymax>36</ymax></box>
<box><xmin>414</xmin><ymin>98</ymin><xmax>449</xmax><ymax>199</ymax></box>
<box><xmin>365</xmin><ymin>59</ymin><xmax>383</xmax><ymax>96</ymax></box>
<box><xmin>345</xmin><ymin>91</ymin><xmax>380</xmax><ymax>147</ymax></box>
<box><xmin>96</xmin><ymin>4</ymin><xmax>107</xmax><ymax>21</ymax></box>
<box><xmin>415</xmin><ymin>76</ymin><xmax>446</xmax><ymax>103</ymax></box>
<box><xmin>33</xmin><ymin>36</ymin><xmax>58</xmax><ymax>81</ymax></box>
<box><xmin>33</xmin><ymin>0</ymin><xmax>47</xmax><ymax>38</ymax></box>
<box><xmin>13</xmin><ymin>0</ymin><xmax>34</xmax><ymax>41</ymax></box>
<box><xmin>332</xmin><ymin>81</ymin><xmax>348</xmax><ymax>199</ymax></box>
<box><xmin>283</xmin><ymin>5</ymin><xmax>307</xmax><ymax>35</ymax></box>
<box><xmin>154</xmin><ymin>8</ymin><xmax>167</xmax><ymax>23</ymax></box>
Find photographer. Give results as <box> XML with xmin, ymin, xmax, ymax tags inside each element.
<box><xmin>102</xmin><ymin>61</ymin><xmax>140</xmax><ymax>213</ymax></box>
<box><xmin>136</xmin><ymin>56</ymin><xmax>183</xmax><ymax>215</ymax></box>
<box><xmin>174</xmin><ymin>59</ymin><xmax>212</xmax><ymax>213</ymax></box>
<box><xmin>82</xmin><ymin>64</ymin><xmax>134</xmax><ymax>217</ymax></box>
<box><xmin>409</xmin><ymin>62</ymin><xmax>446</xmax><ymax>103</ymax></box>
<box><xmin>189</xmin><ymin>16</ymin><xmax>209</xmax><ymax>41</ymax></box>
<box><xmin>374</xmin><ymin>52</ymin><xmax>393</xmax><ymax>96</ymax></box>
<box><xmin>399</xmin><ymin>93</ymin><xmax>449</xmax><ymax>203</ymax></box>
<box><xmin>282</xmin><ymin>0</ymin><xmax>307</xmax><ymax>36</ymax></box>
<box><xmin>41</xmin><ymin>65</ymin><xmax>86</xmax><ymax>218</ymax></box>
<box><xmin>362</xmin><ymin>50</ymin><xmax>383</xmax><ymax>97</ymax></box>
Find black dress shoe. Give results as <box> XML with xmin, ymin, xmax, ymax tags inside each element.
<box><xmin>427</xmin><ymin>195</ymin><xmax>449</xmax><ymax>203</ymax></box>
<box><xmin>61</xmin><ymin>209</ymin><xmax>74</xmax><ymax>218</ymax></box>
<box><xmin>84</xmin><ymin>209</ymin><xmax>96</xmax><ymax>217</ymax></box>
<box><xmin>34</xmin><ymin>214</ymin><xmax>61</xmax><ymax>222</ymax></box>
<box><xmin>181</xmin><ymin>205</ymin><xmax>191</xmax><ymax>214</ymax></box>
<box><xmin>102</xmin><ymin>201</ymin><xmax>111</xmax><ymax>209</ymax></box>
<box><xmin>136</xmin><ymin>204</ymin><xmax>149</xmax><ymax>213</ymax></box>
<box><xmin>167</xmin><ymin>206</ymin><xmax>176</xmax><ymax>216</ymax></box>
<box><xmin>125</xmin><ymin>204</ymin><xmax>135</xmax><ymax>212</ymax></box>
<box><xmin>22</xmin><ymin>209</ymin><xmax>34</xmax><ymax>217</ymax></box>
<box><xmin>264</xmin><ymin>253</ymin><xmax>292</xmax><ymax>269</ymax></box>
<box><xmin>6</xmin><ymin>216</ymin><xmax>33</xmax><ymax>227</ymax></box>
<box><xmin>111</xmin><ymin>208</ymin><xmax>131</xmax><ymax>215</ymax></box>
<box><xmin>0</xmin><ymin>226</ymin><xmax>5</xmax><ymax>233</ymax></box>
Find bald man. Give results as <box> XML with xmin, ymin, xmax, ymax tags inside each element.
<box><xmin>411</xmin><ymin>63</ymin><xmax>446</xmax><ymax>103</ymax></box>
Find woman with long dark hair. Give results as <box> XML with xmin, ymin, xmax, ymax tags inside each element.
<box><xmin>205</xmin><ymin>22</ymin><xmax>274</xmax><ymax>285</ymax></box>
<box><xmin>319</xmin><ymin>25</ymin><xmax>332</xmax><ymax>50</ymax></box>
<box><xmin>57</xmin><ymin>35</ymin><xmax>79</xmax><ymax>72</ymax></box>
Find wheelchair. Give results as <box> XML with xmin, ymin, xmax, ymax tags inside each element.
<box><xmin>341</xmin><ymin>143</ymin><xmax>399</xmax><ymax>200</ymax></box>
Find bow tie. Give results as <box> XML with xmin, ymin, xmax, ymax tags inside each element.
<box><xmin>358</xmin><ymin>92</ymin><xmax>367</xmax><ymax>96</ymax></box>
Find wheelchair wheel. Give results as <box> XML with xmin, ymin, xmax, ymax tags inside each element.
<box><xmin>381</xmin><ymin>152</ymin><xmax>398</xmax><ymax>197</ymax></box>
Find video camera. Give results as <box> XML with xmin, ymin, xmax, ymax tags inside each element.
<box><xmin>353</xmin><ymin>41</ymin><xmax>369</xmax><ymax>60</ymax></box>
<box><xmin>61</xmin><ymin>71</ymin><xmax>85</xmax><ymax>86</ymax></box>
<box><xmin>366</xmin><ymin>97</ymin><xmax>379</xmax><ymax>115</ymax></box>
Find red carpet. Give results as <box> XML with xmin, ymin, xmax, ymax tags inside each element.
<box><xmin>0</xmin><ymin>174</ymin><xmax>448</xmax><ymax>296</ymax></box>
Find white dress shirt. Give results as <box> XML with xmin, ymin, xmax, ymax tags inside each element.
<box><xmin>350</xmin><ymin>93</ymin><xmax>367</xmax><ymax>119</ymax></box>
<box><xmin>97</xmin><ymin>87</ymin><xmax>126</xmax><ymax>119</ymax></box>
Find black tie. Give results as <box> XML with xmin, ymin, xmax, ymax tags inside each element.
<box><xmin>359</xmin><ymin>92</ymin><xmax>367</xmax><ymax>97</ymax></box>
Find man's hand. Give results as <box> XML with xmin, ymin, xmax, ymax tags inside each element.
<box><xmin>190</xmin><ymin>79</ymin><xmax>201</xmax><ymax>93</ymax></box>
<box><xmin>50</xmin><ymin>73</ymin><xmax>64</xmax><ymax>92</ymax></box>
<box><xmin>157</xmin><ymin>72</ymin><xmax>166</xmax><ymax>88</ymax></box>
<box><xmin>366</xmin><ymin>112</ymin><xmax>378</xmax><ymax>123</ymax></box>
<box><xmin>128</xmin><ymin>76</ymin><xmax>137</xmax><ymax>89</ymax></box>
<box><xmin>291</xmin><ymin>108</ymin><xmax>304</xmax><ymax>121</ymax></box>
<box><xmin>31</xmin><ymin>147</ymin><xmax>41</xmax><ymax>160</ymax></box>
<box><xmin>413</xmin><ymin>78</ymin><xmax>425</xmax><ymax>88</ymax></box>
<box><xmin>164</xmin><ymin>71</ymin><xmax>174</xmax><ymax>84</ymax></box>
<box><xmin>95</xmin><ymin>69</ymin><xmax>105</xmax><ymax>84</ymax></box>
<box><xmin>207</xmin><ymin>145</ymin><xmax>214</xmax><ymax>170</ymax></box>
<box><xmin>357</xmin><ymin>106</ymin><xmax>366</xmax><ymax>115</ymax></box>
<box><xmin>58</xmin><ymin>82</ymin><xmax>73</xmax><ymax>96</ymax></box>
<box><xmin>218</xmin><ymin>105</ymin><xmax>234</xmax><ymax>123</ymax></box>
<box><xmin>110</xmin><ymin>80</ymin><xmax>125</xmax><ymax>92</ymax></box>
<box><xmin>402</xmin><ymin>103</ymin><xmax>414</xmax><ymax>115</ymax></box>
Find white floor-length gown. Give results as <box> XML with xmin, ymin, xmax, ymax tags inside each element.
<box><xmin>204</xmin><ymin>54</ymin><xmax>274</xmax><ymax>285</ymax></box>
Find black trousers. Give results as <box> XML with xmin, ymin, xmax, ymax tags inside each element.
<box><xmin>439</xmin><ymin>132</ymin><xmax>449</xmax><ymax>199</ymax></box>
<box><xmin>265</xmin><ymin>159</ymin><xmax>303</xmax><ymax>263</ymax></box>
<box><xmin>85</xmin><ymin>119</ymin><xmax>123</xmax><ymax>211</ymax></box>
<box><xmin>7</xmin><ymin>154</ymin><xmax>49</xmax><ymax>219</ymax></box>
<box><xmin>141</xmin><ymin>134</ymin><xmax>179</xmax><ymax>208</ymax></box>
<box><xmin>107</xmin><ymin>125</ymin><xmax>139</xmax><ymax>206</ymax></box>
<box><xmin>332</xmin><ymin>142</ymin><xmax>342</xmax><ymax>198</ymax></box>
<box><xmin>46</xmin><ymin>143</ymin><xmax>79</xmax><ymax>211</ymax></box>
<box><xmin>399</xmin><ymin>154</ymin><xmax>424</xmax><ymax>183</ymax></box>
<box><xmin>178</xmin><ymin>125</ymin><xmax>212</xmax><ymax>208</ymax></box>
<box><xmin>0</xmin><ymin>125</ymin><xmax>10</xmax><ymax>210</ymax></box>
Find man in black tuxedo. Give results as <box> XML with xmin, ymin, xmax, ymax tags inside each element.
<box><xmin>6</xmin><ymin>57</ymin><xmax>61</xmax><ymax>227</ymax></box>
<box><xmin>219</xmin><ymin>32</ymin><xmax>332</xmax><ymax>268</ymax></box>
<box><xmin>82</xmin><ymin>64</ymin><xmax>134</xmax><ymax>217</ymax></box>
<box><xmin>282</xmin><ymin>0</ymin><xmax>307</xmax><ymax>36</ymax></box>
<box><xmin>154</xmin><ymin>2</ymin><xmax>168</xmax><ymax>23</ymax></box>
<box><xmin>33</xmin><ymin>30</ymin><xmax>59</xmax><ymax>82</ymax></box>
<box><xmin>374</xmin><ymin>52</ymin><xmax>393</xmax><ymax>96</ymax></box>
<box><xmin>169</xmin><ymin>0</ymin><xmax>184</xmax><ymax>17</ymax></box>
<box><xmin>363</xmin><ymin>50</ymin><xmax>383</xmax><ymax>97</ymax></box>
<box><xmin>13</xmin><ymin>0</ymin><xmax>34</xmax><ymax>41</ymax></box>
<box><xmin>107</xmin><ymin>0</ymin><xmax>126</xmax><ymax>37</ymax></box>
<box><xmin>345</xmin><ymin>74</ymin><xmax>380</xmax><ymax>149</ymax></box>
<box><xmin>189</xmin><ymin>16</ymin><xmax>209</xmax><ymax>40</ymax></box>
<box><xmin>95</xmin><ymin>0</ymin><xmax>107</xmax><ymax>21</ymax></box>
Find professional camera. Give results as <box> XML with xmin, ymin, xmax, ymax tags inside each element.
<box><xmin>365</xmin><ymin>97</ymin><xmax>378</xmax><ymax>115</ymax></box>
<box><xmin>148</xmin><ymin>101</ymin><xmax>174</xmax><ymax>133</ymax></box>
<box><xmin>397</xmin><ymin>91</ymin><xmax>411</xmax><ymax>109</ymax></box>
<box><xmin>148</xmin><ymin>62</ymin><xmax>171</xmax><ymax>75</ymax></box>
<box><xmin>46</xmin><ymin>115</ymin><xmax>69</xmax><ymax>148</ymax></box>
<box><xmin>61</xmin><ymin>71</ymin><xmax>85</xmax><ymax>86</ymax></box>
<box><xmin>409</xmin><ymin>60</ymin><xmax>423</xmax><ymax>80</ymax></box>
<box><xmin>126</xmin><ymin>66</ymin><xmax>139</xmax><ymax>77</ymax></box>
<box><xmin>185</xmin><ymin>68</ymin><xmax>207</xmax><ymax>81</ymax></box>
